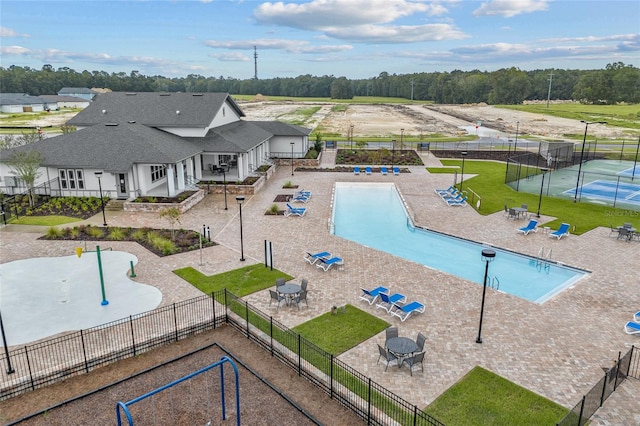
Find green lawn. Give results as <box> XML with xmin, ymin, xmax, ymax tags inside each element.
<box><xmin>173</xmin><ymin>264</ymin><xmax>293</xmax><ymax>297</ymax></box>
<box><xmin>9</xmin><ymin>215</ymin><xmax>82</xmax><ymax>226</ymax></box>
<box><xmin>430</xmin><ymin>160</ymin><xmax>640</xmax><ymax>234</ymax></box>
<box><xmin>425</xmin><ymin>366</ymin><xmax>568</xmax><ymax>425</ymax></box>
<box><xmin>293</xmin><ymin>304</ymin><xmax>389</xmax><ymax>355</ymax></box>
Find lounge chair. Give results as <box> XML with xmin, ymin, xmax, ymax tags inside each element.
<box><xmin>365</xmin><ymin>166</ymin><xmax>372</xmax><ymax>175</ymax></box>
<box><xmin>295</xmin><ymin>190</ymin><xmax>311</xmax><ymax>198</ymax></box>
<box><xmin>446</xmin><ymin>196</ymin><xmax>467</xmax><ymax>206</ymax></box>
<box><xmin>517</xmin><ymin>219</ymin><xmax>539</xmax><ymax>235</ymax></box>
<box><xmin>354</xmin><ymin>166</ymin><xmax>360</xmax><ymax>175</ymax></box>
<box><xmin>624</xmin><ymin>321</ymin><xmax>640</xmax><ymax>335</ymax></box>
<box><xmin>549</xmin><ymin>223</ymin><xmax>570</xmax><ymax>239</ymax></box>
<box><xmin>381</xmin><ymin>167</ymin><xmax>388</xmax><ymax>175</ymax></box>
<box><xmin>359</xmin><ymin>286</ymin><xmax>389</xmax><ymax>305</ymax></box>
<box><xmin>390</xmin><ymin>301</ymin><xmax>425</xmax><ymax>322</ymax></box>
<box><xmin>393</xmin><ymin>166</ymin><xmax>400</xmax><ymax>175</ymax></box>
<box><xmin>291</xmin><ymin>194</ymin><xmax>310</xmax><ymax>203</ymax></box>
<box><xmin>376</xmin><ymin>292</ymin><xmax>407</xmax><ymax>313</ymax></box>
<box><xmin>304</xmin><ymin>251</ymin><xmax>330</xmax><ymax>265</ymax></box>
<box><xmin>377</xmin><ymin>344</ymin><xmax>398</xmax><ymax>371</ymax></box>
<box><xmin>285</xmin><ymin>203</ymin><xmax>307</xmax><ymax>217</ymax></box>
<box><xmin>316</xmin><ymin>256</ymin><xmax>344</xmax><ymax>271</ymax></box>
<box><xmin>435</xmin><ymin>186</ymin><xmax>456</xmax><ymax>196</ymax></box>
<box><xmin>634</xmin><ymin>311</ymin><xmax>640</xmax><ymax>323</ymax></box>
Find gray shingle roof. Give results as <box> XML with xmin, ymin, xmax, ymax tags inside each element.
<box><xmin>185</xmin><ymin>121</ymin><xmax>273</xmax><ymax>153</ymax></box>
<box><xmin>67</xmin><ymin>92</ymin><xmax>245</xmax><ymax>128</ymax></box>
<box><xmin>2</xmin><ymin>122</ymin><xmax>202</xmax><ymax>172</ymax></box>
<box><xmin>0</xmin><ymin>93</ymin><xmax>45</xmax><ymax>106</ymax></box>
<box><xmin>248</xmin><ymin>121</ymin><xmax>312</xmax><ymax>136</ymax></box>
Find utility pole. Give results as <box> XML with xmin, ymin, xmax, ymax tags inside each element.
<box><xmin>254</xmin><ymin>46</ymin><xmax>258</xmax><ymax>80</ymax></box>
<box><xmin>546</xmin><ymin>71</ymin><xmax>553</xmax><ymax>108</ymax></box>
<box><xmin>410</xmin><ymin>79</ymin><xmax>414</xmax><ymax>101</ymax></box>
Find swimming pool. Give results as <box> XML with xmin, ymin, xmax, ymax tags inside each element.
<box><xmin>331</xmin><ymin>182</ymin><xmax>588</xmax><ymax>304</ymax></box>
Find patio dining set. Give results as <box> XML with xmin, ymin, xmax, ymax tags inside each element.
<box><xmin>377</xmin><ymin>327</ymin><xmax>426</xmax><ymax>376</ymax></box>
<box><xmin>611</xmin><ymin>223</ymin><xmax>639</xmax><ymax>241</ymax></box>
<box><xmin>269</xmin><ymin>277</ymin><xmax>309</xmax><ymax>310</ymax></box>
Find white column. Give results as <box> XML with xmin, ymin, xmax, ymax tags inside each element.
<box><xmin>237</xmin><ymin>154</ymin><xmax>245</xmax><ymax>180</ymax></box>
<box><xmin>166</xmin><ymin>164</ymin><xmax>176</xmax><ymax>197</ymax></box>
<box><xmin>194</xmin><ymin>155</ymin><xmax>202</xmax><ymax>180</ymax></box>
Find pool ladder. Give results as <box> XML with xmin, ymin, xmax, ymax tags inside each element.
<box><xmin>536</xmin><ymin>247</ymin><xmax>552</xmax><ymax>268</ymax></box>
<box><xmin>488</xmin><ymin>275</ymin><xmax>500</xmax><ymax>290</ymax></box>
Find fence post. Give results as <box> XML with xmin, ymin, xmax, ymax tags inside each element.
<box><xmin>173</xmin><ymin>303</ymin><xmax>179</xmax><ymax>342</ymax></box>
<box><xmin>244</xmin><ymin>300</ymin><xmax>249</xmax><ymax>337</ymax></box>
<box><xmin>270</xmin><ymin>317</ymin><xmax>274</xmax><ymax>357</ymax></box>
<box><xmin>330</xmin><ymin>354</ymin><xmax>334</xmax><ymax>399</ymax></box>
<box><xmin>297</xmin><ymin>334</ymin><xmax>302</xmax><ymax>376</ymax></box>
<box><xmin>80</xmin><ymin>330</ymin><xmax>89</xmax><ymax>373</ymax></box>
<box><xmin>129</xmin><ymin>315</ymin><xmax>137</xmax><ymax>356</ymax></box>
<box><xmin>367</xmin><ymin>377</ymin><xmax>372</xmax><ymax>425</ymax></box>
<box><xmin>613</xmin><ymin>351</ymin><xmax>622</xmax><ymax>391</ymax></box>
<box><xmin>577</xmin><ymin>395</ymin><xmax>586</xmax><ymax>426</ymax></box>
<box><xmin>212</xmin><ymin>291</ymin><xmax>216</xmax><ymax>329</ymax></box>
<box><xmin>25</xmin><ymin>346</ymin><xmax>35</xmax><ymax>390</ymax></box>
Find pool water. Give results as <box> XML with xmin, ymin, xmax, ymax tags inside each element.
<box><xmin>332</xmin><ymin>183</ymin><xmax>588</xmax><ymax>304</ymax></box>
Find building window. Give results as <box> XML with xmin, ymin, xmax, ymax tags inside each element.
<box><xmin>58</xmin><ymin>169</ymin><xmax>85</xmax><ymax>190</ymax></box>
<box><xmin>151</xmin><ymin>165</ymin><xmax>166</xmax><ymax>182</ymax></box>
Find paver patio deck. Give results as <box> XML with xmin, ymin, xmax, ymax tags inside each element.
<box><xmin>1</xmin><ymin>152</ymin><xmax>638</xmax><ymax>425</ymax></box>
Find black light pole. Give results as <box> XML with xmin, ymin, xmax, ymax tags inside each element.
<box><xmin>400</xmin><ymin>128</ymin><xmax>404</xmax><ymax>150</ymax></box>
<box><xmin>349</xmin><ymin>125</ymin><xmax>354</xmax><ymax>151</ymax></box>
<box><xmin>290</xmin><ymin>142</ymin><xmax>295</xmax><ymax>176</ymax></box>
<box><xmin>574</xmin><ymin>121</ymin><xmax>607</xmax><ymax>203</ymax></box>
<box><xmin>222</xmin><ymin>168</ymin><xmax>228</xmax><ymax>210</ymax></box>
<box><xmin>476</xmin><ymin>249</ymin><xmax>496</xmax><ymax>344</ymax></box>
<box><xmin>536</xmin><ymin>168</ymin><xmax>549</xmax><ymax>218</ymax></box>
<box><xmin>236</xmin><ymin>196</ymin><xmax>245</xmax><ymax>261</ymax></box>
<box><xmin>513</xmin><ymin>121</ymin><xmax>519</xmax><ymax>152</ymax></box>
<box><xmin>94</xmin><ymin>171</ymin><xmax>107</xmax><ymax>226</ymax></box>
<box><xmin>0</xmin><ymin>310</ymin><xmax>15</xmax><ymax>374</ymax></box>
<box><xmin>460</xmin><ymin>151</ymin><xmax>468</xmax><ymax>192</ymax></box>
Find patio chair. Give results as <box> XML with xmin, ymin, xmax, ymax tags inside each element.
<box><xmin>365</xmin><ymin>166</ymin><xmax>372</xmax><ymax>175</ymax></box>
<box><xmin>377</xmin><ymin>344</ymin><xmax>398</xmax><ymax>371</ymax></box>
<box><xmin>517</xmin><ymin>219</ymin><xmax>538</xmax><ymax>235</ymax></box>
<box><xmin>402</xmin><ymin>351</ymin><xmax>425</xmax><ymax>376</ymax></box>
<box><xmin>624</xmin><ymin>321</ymin><xmax>640</xmax><ymax>336</ymax></box>
<box><xmin>609</xmin><ymin>224</ymin><xmax>620</xmax><ymax>238</ymax></box>
<box><xmin>269</xmin><ymin>290</ymin><xmax>285</xmax><ymax>310</ymax></box>
<box><xmin>316</xmin><ymin>256</ymin><xmax>344</xmax><ymax>271</ymax></box>
<box><xmin>390</xmin><ymin>301</ymin><xmax>425</xmax><ymax>322</ymax></box>
<box><xmin>359</xmin><ymin>286</ymin><xmax>389</xmax><ymax>305</ymax></box>
<box><xmin>275</xmin><ymin>278</ymin><xmax>286</xmax><ymax>287</ymax></box>
<box><xmin>393</xmin><ymin>166</ymin><xmax>400</xmax><ymax>175</ymax></box>
<box><xmin>381</xmin><ymin>167</ymin><xmax>388</xmax><ymax>175</ymax></box>
<box><xmin>416</xmin><ymin>332</ymin><xmax>427</xmax><ymax>352</ymax></box>
<box><xmin>376</xmin><ymin>292</ymin><xmax>407</xmax><ymax>313</ymax></box>
<box><xmin>354</xmin><ymin>166</ymin><xmax>360</xmax><ymax>175</ymax></box>
<box><xmin>617</xmin><ymin>227</ymin><xmax>632</xmax><ymax>241</ymax></box>
<box><xmin>304</xmin><ymin>251</ymin><xmax>331</xmax><ymax>265</ymax></box>
<box><xmin>508</xmin><ymin>208</ymin><xmax>518</xmax><ymax>220</ymax></box>
<box><xmin>549</xmin><ymin>223</ymin><xmax>570</xmax><ymax>240</ymax></box>
<box><xmin>292</xmin><ymin>290</ymin><xmax>308</xmax><ymax>310</ymax></box>
<box><xmin>285</xmin><ymin>203</ymin><xmax>307</xmax><ymax>217</ymax></box>
<box><xmin>300</xmin><ymin>278</ymin><xmax>308</xmax><ymax>292</ymax></box>
<box><xmin>385</xmin><ymin>326</ymin><xmax>398</xmax><ymax>341</ymax></box>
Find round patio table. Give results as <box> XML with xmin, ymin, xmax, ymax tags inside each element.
<box><xmin>386</xmin><ymin>337</ymin><xmax>419</xmax><ymax>358</ymax></box>
<box><xmin>278</xmin><ymin>283</ymin><xmax>301</xmax><ymax>306</ymax></box>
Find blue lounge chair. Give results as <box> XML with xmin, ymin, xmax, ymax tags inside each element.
<box><xmin>517</xmin><ymin>219</ymin><xmax>539</xmax><ymax>235</ymax></box>
<box><xmin>393</xmin><ymin>166</ymin><xmax>400</xmax><ymax>175</ymax></box>
<box><xmin>291</xmin><ymin>194</ymin><xmax>310</xmax><ymax>203</ymax></box>
<box><xmin>634</xmin><ymin>311</ymin><xmax>640</xmax><ymax>323</ymax></box>
<box><xmin>446</xmin><ymin>196</ymin><xmax>467</xmax><ymax>206</ymax></box>
<box><xmin>359</xmin><ymin>286</ymin><xmax>389</xmax><ymax>305</ymax></box>
<box><xmin>354</xmin><ymin>166</ymin><xmax>360</xmax><ymax>175</ymax></box>
<box><xmin>381</xmin><ymin>167</ymin><xmax>388</xmax><ymax>175</ymax></box>
<box><xmin>375</xmin><ymin>292</ymin><xmax>407</xmax><ymax>313</ymax></box>
<box><xmin>295</xmin><ymin>190</ymin><xmax>311</xmax><ymax>198</ymax></box>
<box><xmin>365</xmin><ymin>166</ymin><xmax>372</xmax><ymax>175</ymax></box>
<box><xmin>624</xmin><ymin>321</ymin><xmax>640</xmax><ymax>335</ymax></box>
<box><xmin>549</xmin><ymin>223</ymin><xmax>570</xmax><ymax>239</ymax></box>
<box><xmin>304</xmin><ymin>251</ymin><xmax>331</xmax><ymax>265</ymax></box>
<box><xmin>435</xmin><ymin>186</ymin><xmax>456</xmax><ymax>196</ymax></box>
<box><xmin>285</xmin><ymin>203</ymin><xmax>307</xmax><ymax>217</ymax></box>
<box><xmin>316</xmin><ymin>256</ymin><xmax>344</xmax><ymax>271</ymax></box>
<box><xmin>390</xmin><ymin>301</ymin><xmax>425</xmax><ymax>322</ymax></box>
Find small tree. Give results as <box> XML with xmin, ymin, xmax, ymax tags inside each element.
<box><xmin>6</xmin><ymin>150</ymin><xmax>43</xmax><ymax>207</ymax></box>
<box><xmin>159</xmin><ymin>206</ymin><xmax>181</xmax><ymax>241</ymax></box>
<box><xmin>314</xmin><ymin>133</ymin><xmax>323</xmax><ymax>152</ymax></box>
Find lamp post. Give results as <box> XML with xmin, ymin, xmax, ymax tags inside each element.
<box><xmin>0</xmin><ymin>310</ymin><xmax>15</xmax><ymax>374</ymax></box>
<box><xmin>94</xmin><ymin>171</ymin><xmax>107</xmax><ymax>226</ymax></box>
<box><xmin>349</xmin><ymin>124</ymin><xmax>354</xmax><ymax>150</ymax></box>
<box><xmin>513</xmin><ymin>121</ymin><xmax>519</xmax><ymax>152</ymax></box>
<box><xmin>236</xmin><ymin>196</ymin><xmax>245</xmax><ymax>261</ymax></box>
<box><xmin>460</xmin><ymin>151</ymin><xmax>468</xmax><ymax>192</ymax></box>
<box><xmin>536</xmin><ymin>168</ymin><xmax>549</xmax><ymax>218</ymax></box>
<box><xmin>476</xmin><ymin>249</ymin><xmax>496</xmax><ymax>344</ymax></box>
<box><xmin>222</xmin><ymin>168</ymin><xmax>228</xmax><ymax>210</ymax></box>
<box><xmin>290</xmin><ymin>142</ymin><xmax>295</xmax><ymax>176</ymax></box>
<box><xmin>400</xmin><ymin>128</ymin><xmax>404</xmax><ymax>151</ymax></box>
<box><xmin>574</xmin><ymin>121</ymin><xmax>607</xmax><ymax>203</ymax></box>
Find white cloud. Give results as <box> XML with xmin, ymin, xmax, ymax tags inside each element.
<box><xmin>0</xmin><ymin>45</ymin><xmax>31</xmax><ymax>55</ymax></box>
<box><xmin>473</xmin><ymin>0</ymin><xmax>549</xmax><ymax>18</ymax></box>
<box><xmin>214</xmin><ymin>52</ymin><xmax>250</xmax><ymax>62</ymax></box>
<box><xmin>324</xmin><ymin>23</ymin><xmax>468</xmax><ymax>43</ymax></box>
<box><xmin>205</xmin><ymin>38</ymin><xmax>352</xmax><ymax>54</ymax></box>
<box><xmin>0</xmin><ymin>26</ymin><xmax>28</xmax><ymax>38</ymax></box>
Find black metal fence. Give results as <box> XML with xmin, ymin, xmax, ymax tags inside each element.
<box><xmin>1</xmin><ymin>290</ymin><xmax>443</xmax><ymax>425</ymax></box>
<box><xmin>556</xmin><ymin>345</ymin><xmax>639</xmax><ymax>426</ymax></box>
<box><xmin>0</xmin><ymin>178</ymin><xmax>60</xmax><ymax>222</ymax></box>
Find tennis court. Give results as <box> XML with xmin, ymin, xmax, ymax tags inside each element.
<box><xmin>617</xmin><ymin>165</ymin><xmax>640</xmax><ymax>178</ymax></box>
<box><xmin>563</xmin><ymin>179</ymin><xmax>640</xmax><ymax>206</ymax></box>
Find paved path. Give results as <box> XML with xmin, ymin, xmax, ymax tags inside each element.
<box><xmin>1</xmin><ymin>153</ymin><xmax>639</xmax><ymax>425</ymax></box>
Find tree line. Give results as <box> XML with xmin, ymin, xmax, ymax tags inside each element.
<box><xmin>1</xmin><ymin>62</ymin><xmax>638</xmax><ymax>105</ymax></box>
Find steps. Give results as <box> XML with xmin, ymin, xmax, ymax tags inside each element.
<box><xmin>105</xmin><ymin>199</ymin><xmax>126</xmax><ymax>211</ymax></box>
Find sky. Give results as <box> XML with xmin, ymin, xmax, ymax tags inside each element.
<box><xmin>1</xmin><ymin>0</ymin><xmax>639</xmax><ymax>80</ymax></box>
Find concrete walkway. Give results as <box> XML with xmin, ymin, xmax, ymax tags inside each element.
<box><xmin>1</xmin><ymin>154</ymin><xmax>638</xmax><ymax>425</ymax></box>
